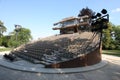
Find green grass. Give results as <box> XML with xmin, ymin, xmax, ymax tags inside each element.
<box><xmin>0</xmin><ymin>48</ymin><xmax>12</xmax><ymax>52</ymax></box>
<box><xmin>102</xmin><ymin>50</ymin><xmax>120</xmax><ymax>57</ymax></box>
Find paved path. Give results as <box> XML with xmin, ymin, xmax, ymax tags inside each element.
<box><xmin>0</xmin><ymin>53</ymin><xmax>120</xmax><ymax>80</ymax></box>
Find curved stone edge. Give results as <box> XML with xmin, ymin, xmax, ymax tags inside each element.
<box><xmin>45</xmin><ymin>47</ymin><xmax>102</xmax><ymax>68</ymax></box>
<box><xmin>0</xmin><ymin>59</ymin><xmax>108</xmax><ymax>73</ymax></box>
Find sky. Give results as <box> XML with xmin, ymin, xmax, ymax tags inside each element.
<box><xmin>0</xmin><ymin>0</ymin><xmax>120</xmax><ymax>40</ymax></box>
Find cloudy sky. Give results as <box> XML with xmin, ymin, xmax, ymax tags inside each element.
<box><xmin>0</xmin><ymin>0</ymin><xmax>120</xmax><ymax>39</ymax></box>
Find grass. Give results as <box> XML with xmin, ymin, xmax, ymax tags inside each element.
<box><xmin>102</xmin><ymin>50</ymin><xmax>120</xmax><ymax>57</ymax></box>
<box><xmin>0</xmin><ymin>48</ymin><xmax>12</xmax><ymax>52</ymax></box>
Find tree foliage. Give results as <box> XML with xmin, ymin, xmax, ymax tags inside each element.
<box><xmin>8</xmin><ymin>27</ymin><xmax>32</xmax><ymax>48</ymax></box>
<box><xmin>112</xmin><ymin>25</ymin><xmax>120</xmax><ymax>49</ymax></box>
<box><xmin>102</xmin><ymin>23</ymin><xmax>120</xmax><ymax>50</ymax></box>
<box><xmin>1</xmin><ymin>36</ymin><xmax>10</xmax><ymax>47</ymax></box>
<box><xmin>0</xmin><ymin>21</ymin><xmax>7</xmax><ymax>37</ymax></box>
<box><xmin>78</xmin><ymin>7</ymin><xmax>95</xmax><ymax>17</ymax></box>
<box><xmin>102</xmin><ymin>22</ymin><xmax>113</xmax><ymax>49</ymax></box>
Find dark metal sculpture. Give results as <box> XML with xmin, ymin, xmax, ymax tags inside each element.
<box><xmin>91</xmin><ymin>9</ymin><xmax>109</xmax><ymax>32</ymax></box>
<box><xmin>91</xmin><ymin>9</ymin><xmax>109</xmax><ymax>49</ymax></box>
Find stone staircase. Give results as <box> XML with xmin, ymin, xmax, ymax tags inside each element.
<box><xmin>9</xmin><ymin>32</ymin><xmax>100</xmax><ymax>65</ymax></box>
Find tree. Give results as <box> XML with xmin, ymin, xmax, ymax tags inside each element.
<box><xmin>78</xmin><ymin>7</ymin><xmax>95</xmax><ymax>17</ymax></box>
<box><xmin>102</xmin><ymin>22</ymin><xmax>113</xmax><ymax>49</ymax></box>
<box><xmin>112</xmin><ymin>25</ymin><xmax>120</xmax><ymax>49</ymax></box>
<box><xmin>16</xmin><ymin>28</ymin><xmax>32</xmax><ymax>43</ymax></box>
<box><xmin>0</xmin><ymin>36</ymin><xmax>10</xmax><ymax>47</ymax></box>
<box><xmin>102</xmin><ymin>23</ymin><xmax>120</xmax><ymax>50</ymax></box>
<box><xmin>0</xmin><ymin>21</ymin><xmax>7</xmax><ymax>37</ymax></box>
<box><xmin>0</xmin><ymin>38</ymin><xmax>2</xmax><ymax>46</ymax></box>
<box><xmin>8</xmin><ymin>27</ymin><xmax>32</xmax><ymax>47</ymax></box>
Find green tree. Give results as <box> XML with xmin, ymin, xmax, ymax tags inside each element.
<box><xmin>102</xmin><ymin>22</ymin><xmax>113</xmax><ymax>49</ymax></box>
<box><xmin>113</xmin><ymin>25</ymin><xmax>120</xmax><ymax>49</ymax></box>
<box><xmin>0</xmin><ymin>38</ymin><xmax>2</xmax><ymax>46</ymax></box>
<box><xmin>8</xmin><ymin>27</ymin><xmax>32</xmax><ymax>47</ymax></box>
<box><xmin>78</xmin><ymin>7</ymin><xmax>95</xmax><ymax>17</ymax></box>
<box><xmin>1</xmin><ymin>36</ymin><xmax>10</xmax><ymax>47</ymax></box>
<box><xmin>0</xmin><ymin>21</ymin><xmax>7</xmax><ymax>37</ymax></box>
<box><xmin>16</xmin><ymin>28</ymin><xmax>32</xmax><ymax>43</ymax></box>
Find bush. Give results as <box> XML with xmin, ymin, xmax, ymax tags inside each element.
<box><xmin>0</xmin><ymin>36</ymin><xmax>10</xmax><ymax>47</ymax></box>
<box><xmin>116</xmin><ymin>45</ymin><xmax>120</xmax><ymax>50</ymax></box>
<box><xmin>109</xmin><ymin>44</ymin><xmax>116</xmax><ymax>50</ymax></box>
<box><xmin>8</xmin><ymin>40</ymin><xmax>21</xmax><ymax>48</ymax></box>
<box><xmin>0</xmin><ymin>38</ymin><xmax>2</xmax><ymax>46</ymax></box>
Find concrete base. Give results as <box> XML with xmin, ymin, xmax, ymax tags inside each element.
<box><xmin>0</xmin><ymin>54</ymin><xmax>107</xmax><ymax>73</ymax></box>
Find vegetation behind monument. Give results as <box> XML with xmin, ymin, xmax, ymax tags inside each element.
<box><xmin>0</xmin><ymin>22</ymin><xmax>32</xmax><ymax>48</ymax></box>
<box><xmin>8</xmin><ymin>27</ymin><xmax>32</xmax><ymax>48</ymax></box>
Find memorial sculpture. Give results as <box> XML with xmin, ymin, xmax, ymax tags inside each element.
<box><xmin>4</xmin><ymin>9</ymin><xmax>109</xmax><ymax>68</ymax></box>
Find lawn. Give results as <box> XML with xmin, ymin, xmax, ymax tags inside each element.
<box><xmin>0</xmin><ymin>48</ymin><xmax>12</xmax><ymax>52</ymax></box>
<box><xmin>102</xmin><ymin>50</ymin><xmax>120</xmax><ymax>57</ymax></box>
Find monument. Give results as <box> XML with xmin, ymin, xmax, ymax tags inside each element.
<box><xmin>4</xmin><ymin>9</ymin><xmax>109</xmax><ymax>68</ymax></box>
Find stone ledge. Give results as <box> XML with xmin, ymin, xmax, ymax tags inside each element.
<box><xmin>0</xmin><ymin>55</ymin><xmax>107</xmax><ymax>73</ymax></box>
